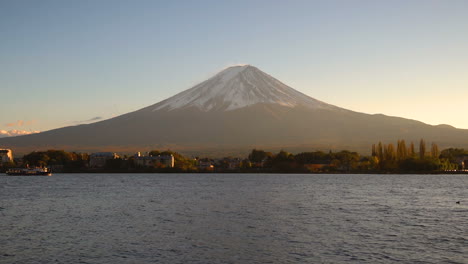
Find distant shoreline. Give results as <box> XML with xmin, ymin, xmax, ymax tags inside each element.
<box><xmin>2</xmin><ymin>171</ymin><xmax>468</xmax><ymax>175</ymax></box>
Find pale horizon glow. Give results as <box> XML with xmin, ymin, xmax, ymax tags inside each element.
<box><xmin>1</xmin><ymin>0</ymin><xmax>468</xmax><ymax>135</ymax></box>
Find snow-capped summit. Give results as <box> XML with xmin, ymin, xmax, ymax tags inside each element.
<box><xmin>152</xmin><ymin>65</ymin><xmax>337</xmax><ymax>112</ymax></box>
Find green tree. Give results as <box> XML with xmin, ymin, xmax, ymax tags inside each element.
<box><xmin>151</xmin><ymin>150</ymin><xmax>197</xmax><ymax>171</ymax></box>
<box><xmin>381</xmin><ymin>143</ymin><xmax>397</xmax><ymax>171</ymax></box>
<box><xmin>332</xmin><ymin>151</ymin><xmax>360</xmax><ymax>172</ymax></box>
<box><xmin>400</xmin><ymin>158</ymin><xmax>440</xmax><ymax>172</ymax></box>
<box><xmin>23</xmin><ymin>151</ymin><xmax>50</xmax><ymax>167</ymax></box>
<box><xmin>248</xmin><ymin>149</ymin><xmax>272</xmax><ymax>163</ymax></box>
<box><xmin>377</xmin><ymin>142</ymin><xmax>384</xmax><ymax>164</ymax></box>
<box><xmin>397</xmin><ymin>140</ymin><xmax>407</xmax><ymax>160</ymax></box>
<box><xmin>295</xmin><ymin>151</ymin><xmax>329</xmax><ymax>164</ymax></box>
<box><xmin>439</xmin><ymin>148</ymin><xmax>467</xmax><ymax>170</ymax></box>
<box><xmin>431</xmin><ymin>142</ymin><xmax>439</xmax><ymax>158</ymax></box>
<box><xmin>440</xmin><ymin>148</ymin><xmax>467</xmax><ymax>162</ymax></box>
<box><xmin>271</xmin><ymin>150</ymin><xmax>297</xmax><ymax>172</ymax></box>
<box><xmin>384</xmin><ymin>144</ymin><xmax>396</xmax><ymax>161</ymax></box>
<box><xmin>408</xmin><ymin>142</ymin><xmax>415</xmax><ymax>157</ymax></box>
<box><xmin>419</xmin><ymin>139</ymin><xmax>426</xmax><ymax>159</ymax></box>
<box><xmin>273</xmin><ymin>150</ymin><xmax>294</xmax><ymax>163</ymax></box>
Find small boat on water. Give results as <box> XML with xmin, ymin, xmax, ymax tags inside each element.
<box><xmin>6</xmin><ymin>167</ymin><xmax>52</xmax><ymax>176</ymax></box>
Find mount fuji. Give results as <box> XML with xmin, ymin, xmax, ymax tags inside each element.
<box><xmin>2</xmin><ymin>65</ymin><xmax>468</xmax><ymax>155</ymax></box>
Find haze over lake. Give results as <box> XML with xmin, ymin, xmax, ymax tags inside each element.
<box><xmin>1</xmin><ymin>173</ymin><xmax>467</xmax><ymax>263</ymax></box>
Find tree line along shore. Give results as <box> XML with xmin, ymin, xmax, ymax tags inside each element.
<box><xmin>1</xmin><ymin>139</ymin><xmax>468</xmax><ymax>174</ymax></box>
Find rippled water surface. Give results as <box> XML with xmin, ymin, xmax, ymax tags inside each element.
<box><xmin>1</xmin><ymin>173</ymin><xmax>467</xmax><ymax>263</ymax></box>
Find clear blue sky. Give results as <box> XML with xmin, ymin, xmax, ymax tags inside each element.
<box><xmin>1</xmin><ymin>0</ymin><xmax>468</xmax><ymax>135</ymax></box>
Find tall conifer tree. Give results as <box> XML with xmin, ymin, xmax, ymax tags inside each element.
<box><xmin>386</xmin><ymin>143</ymin><xmax>396</xmax><ymax>161</ymax></box>
<box><xmin>397</xmin><ymin>140</ymin><xmax>407</xmax><ymax>160</ymax></box>
<box><xmin>419</xmin><ymin>139</ymin><xmax>426</xmax><ymax>159</ymax></box>
<box><xmin>377</xmin><ymin>142</ymin><xmax>384</xmax><ymax>162</ymax></box>
<box><xmin>409</xmin><ymin>142</ymin><xmax>415</xmax><ymax>157</ymax></box>
<box><xmin>431</xmin><ymin>142</ymin><xmax>439</xmax><ymax>158</ymax></box>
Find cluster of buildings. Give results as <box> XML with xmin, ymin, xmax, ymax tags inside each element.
<box><xmin>0</xmin><ymin>148</ymin><xmax>241</xmax><ymax>171</ymax></box>
<box><xmin>0</xmin><ymin>149</ymin><xmax>176</xmax><ymax>169</ymax></box>
<box><xmin>88</xmin><ymin>152</ymin><xmax>242</xmax><ymax>171</ymax></box>
<box><xmin>133</xmin><ymin>152</ymin><xmax>174</xmax><ymax>168</ymax></box>
<box><xmin>197</xmin><ymin>157</ymin><xmax>244</xmax><ymax>171</ymax></box>
<box><xmin>88</xmin><ymin>152</ymin><xmax>175</xmax><ymax>168</ymax></box>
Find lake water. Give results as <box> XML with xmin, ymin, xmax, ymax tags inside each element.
<box><xmin>0</xmin><ymin>173</ymin><xmax>467</xmax><ymax>264</ymax></box>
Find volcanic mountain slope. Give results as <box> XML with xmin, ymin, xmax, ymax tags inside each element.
<box><xmin>151</xmin><ymin>65</ymin><xmax>339</xmax><ymax>112</ymax></box>
<box><xmin>2</xmin><ymin>65</ymin><xmax>468</xmax><ymax>155</ymax></box>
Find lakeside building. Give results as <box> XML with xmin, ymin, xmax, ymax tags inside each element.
<box><xmin>457</xmin><ymin>155</ymin><xmax>468</xmax><ymax>170</ymax></box>
<box><xmin>134</xmin><ymin>152</ymin><xmax>174</xmax><ymax>168</ymax></box>
<box><xmin>251</xmin><ymin>157</ymin><xmax>270</xmax><ymax>168</ymax></box>
<box><xmin>89</xmin><ymin>152</ymin><xmax>120</xmax><ymax>168</ymax></box>
<box><xmin>0</xmin><ymin>149</ymin><xmax>13</xmax><ymax>163</ymax></box>
<box><xmin>198</xmin><ymin>158</ymin><xmax>214</xmax><ymax>171</ymax></box>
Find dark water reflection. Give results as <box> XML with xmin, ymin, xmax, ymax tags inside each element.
<box><xmin>1</xmin><ymin>174</ymin><xmax>467</xmax><ymax>263</ymax></box>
